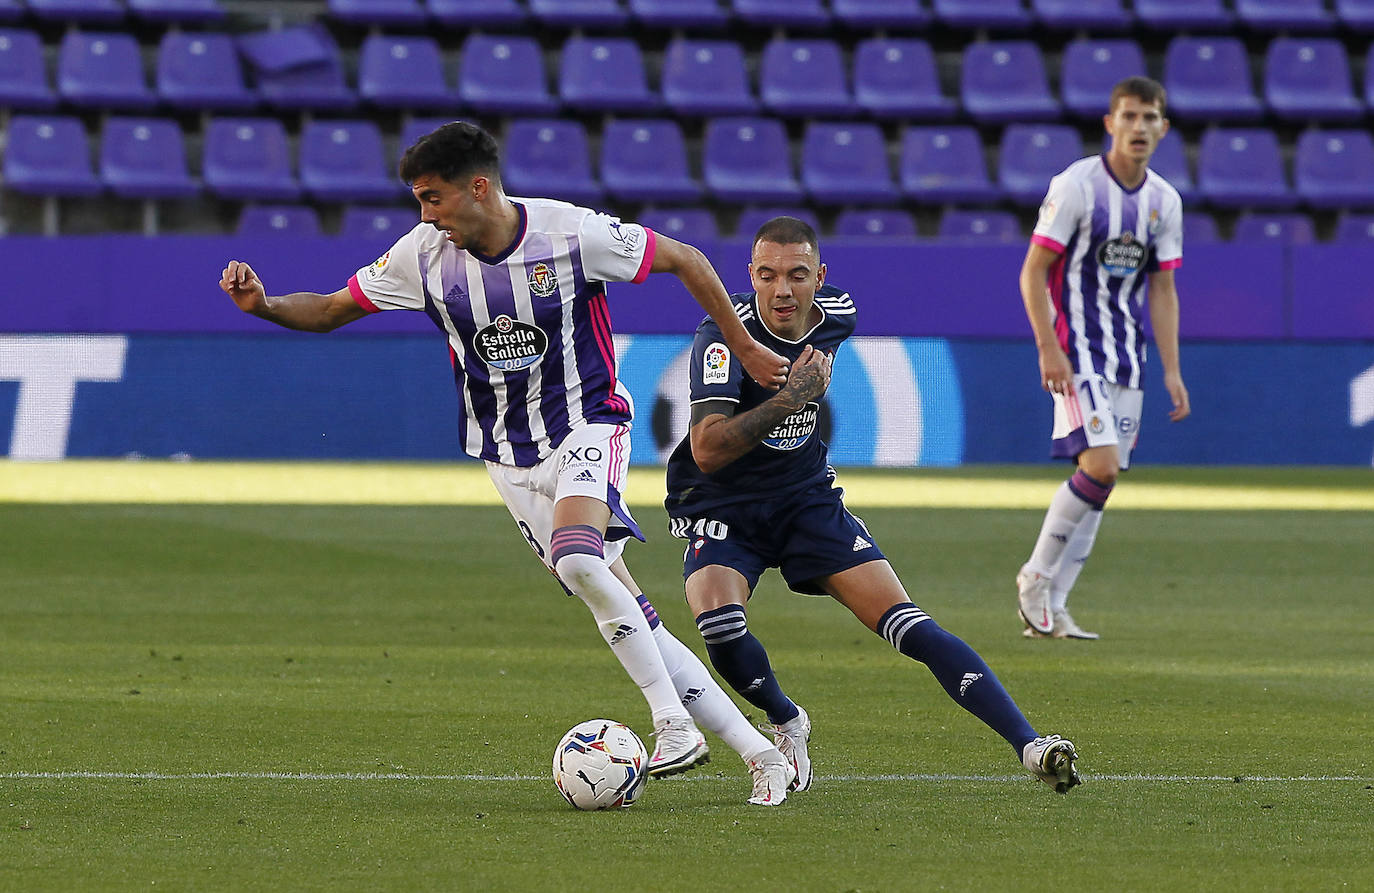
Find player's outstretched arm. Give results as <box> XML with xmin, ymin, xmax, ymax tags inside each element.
<box><xmin>220</xmin><ymin>260</ymin><xmax>368</xmax><ymax>333</ymax></box>
<box><xmin>690</xmin><ymin>346</ymin><xmax>831</xmax><ymax>474</ymax></box>
<box><xmin>1147</xmin><ymin>269</ymin><xmax>1190</xmax><ymax>422</ymax></box>
<box><xmin>649</xmin><ymin>236</ymin><xmax>788</xmax><ymax>390</ymax></box>
<box><xmin>1019</xmin><ymin>243</ymin><xmax>1073</xmax><ymax>395</ymax></box>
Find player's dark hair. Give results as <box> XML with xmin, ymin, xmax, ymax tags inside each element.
<box><xmin>398</xmin><ymin>121</ymin><xmax>502</xmax><ymax>187</ymax></box>
<box><xmin>1109</xmin><ymin>76</ymin><xmax>1167</xmax><ymax>115</ymax></box>
<box><xmin>753</xmin><ymin>216</ymin><xmax>819</xmax><ymax>254</ymax></box>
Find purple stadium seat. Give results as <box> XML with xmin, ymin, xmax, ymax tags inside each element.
<box><xmin>559</xmin><ymin>36</ymin><xmax>658</xmax><ymax>114</ymax></box>
<box><xmin>1033</xmin><ymin>0</ymin><xmax>1131</xmax><ymax>30</ymax></box>
<box><xmin>100</xmin><ymin>117</ymin><xmax>197</xmax><ymax>199</ymax></box>
<box><xmin>853</xmin><ymin>38</ymin><xmax>957</xmax><ymax>120</ymax></box>
<box><xmin>628</xmin><ymin>0</ymin><xmax>731</xmax><ymax>28</ymax></box>
<box><xmin>760</xmin><ymin>38</ymin><xmax>851</xmax><ymax>118</ymax></box>
<box><xmin>1294</xmin><ymin>130</ymin><xmax>1374</xmax><ymax>209</ymax></box>
<box><xmin>239</xmin><ymin>27</ymin><xmax>356</xmax><ymax>112</ymax></box>
<box><xmin>328</xmin><ymin>0</ymin><xmax>428</xmax><ymax>27</ymax></box>
<box><xmin>57</xmin><ymin>31</ymin><xmax>156</xmax><ymax>111</ymax></box>
<box><xmin>802</xmin><ymin>122</ymin><xmax>898</xmax><ymax>206</ymax></box>
<box><xmin>427</xmin><ymin>0</ymin><xmax>527</xmax><ymax>27</ymax></box>
<box><xmin>1235</xmin><ymin>0</ymin><xmax>1334</xmax><ymax>31</ymax></box>
<box><xmin>157</xmin><ymin>32</ymin><xmax>256</xmax><ymax>111</ymax></box>
<box><xmin>961</xmin><ymin>41</ymin><xmax>1060</xmax><ymax>123</ymax></box>
<box><xmin>237</xmin><ymin>205</ymin><xmax>322</xmax><ymax>237</ymax></box>
<box><xmin>1197</xmin><ymin>127</ymin><xmax>1296</xmax><ymax>209</ymax></box>
<box><xmin>300</xmin><ymin>120</ymin><xmax>401</xmax><ymax>203</ymax></box>
<box><xmin>937</xmin><ymin>209</ymin><xmax>1021</xmax><ymax>242</ymax></box>
<box><xmin>1264</xmin><ymin>38</ymin><xmax>1364</xmax><ymax>123</ymax></box>
<box><xmin>900</xmin><ymin>126</ymin><xmax>1001</xmax><ymax>204</ymax></box>
<box><xmin>731</xmin><ymin>0</ymin><xmax>830</xmax><ymax>29</ymax></box>
<box><xmin>1334</xmin><ymin>213</ymin><xmax>1374</xmax><ymax>240</ymax></box>
<box><xmin>0</xmin><ymin>29</ymin><xmax>57</xmax><ymax>111</ymax></box>
<box><xmin>999</xmin><ymin>124</ymin><xmax>1084</xmax><ymax>206</ymax></box>
<box><xmin>358</xmin><ymin>34</ymin><xmax>452</xmax><ymax>110</ymax></box>
<box><xmin>1134</xmin><ymin>0</ymin><xmax>1233</xmax><ymax>30</ymax></box>
<box><xmin>0</xmin><ymin>0</ymin><xmax>22</xmax><ymax>21</ymax></box>
<box><xmin>834</xmin><ymin>208</ymin><xmax>918</xmax><ymax>239</ymax></box>
<box><xmin>128</xmin><ymin>0</ymin><xmax>224</xmax><ymax>23</ymax></box>
<box><xmin>1165</xmin><ymin>37</ymin><xmax>1265</xmax><ymax>122</ymax></box>
<box><xmin>600</xmin><ymin>119</ymin><xmax>701</xmax><ymax>204</ymax></box>
<box><xmin>933</xmin><ymin>0</ymin><xmax>1033</xmax><ymax>29</ymax></box>
<box><xmin>502</xmin><ymin>119</ymin><xmax>603</xmax><ymax>206</ymax></box>
<box><xmin>703</xmin><ymin>117</ymin><xmax>804</xmax><ymax>204</ymax></box>
<box><xmin>1183</xmin><ymin>211</ymin><xmax>1220</xmax><ymax>243</ymax></box>
<box><xmin>1233</xmin><ymin>213</ymin><xmax>1315</xmax><ymax>244</ymax></box>
<box><xmin>1335</xmin><ymin>0</ymin><xmax>1374</xmax><ymax>30</ymax></box>
<box><xmin>529</xmin><ymin>0</ymin><xmax>629</xmax><ymax>28</ymax></box>
<box><xmin>341</xmin><ymin>206</ymin><xmax>418</xmax><ymax>241</ymax></box>
<box><xmin>735</xmin><ymin>207</ymin><xmax>821</xmax><ymax>238</ymax></box>
<box><xmin>661</xmin><ymin>39</ymin><xmax>755</xmax><ymax>117</ymax></box>
<box><xmin>3</xmin><ymin>115</ymin><xmax>102</xmax><ymax>196</ymax></box>
<box><xmin>832</xmin><ymin>0</ymin><xmax>930</xmax><ymax>29</ymax></box>
<box><xmin>1060</xmin><ymin>39</ymin><xmax>1147</xmax><ymax>119</ymax></box>
<box><xmin>26</xmin><ymin>0</ymin><xmax>125</xmax><ymax>24</ymax></box>
<box><xmin>203</xmin><ymin>117</ymin><xmax>301</xmax><ymax>202</ymax></box>
<box><xmin>638</xmin><ymin>208</ymin><xmax>719</xmax><ymax>244</ymax></box>
<box><xmin>457</xmin><ymin>34</ymin><xmax>557</xmax><ymax>115</ymax></box>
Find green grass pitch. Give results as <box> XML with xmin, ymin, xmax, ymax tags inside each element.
<box><xmin>1</xmin><ymin>465</ymin><xmax>1371</xmax><ymax>891</ymax></box>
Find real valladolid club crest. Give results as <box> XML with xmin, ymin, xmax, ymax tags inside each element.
<box><xmin>528</xmin><ymin>262</ymin><xmax>558</xmax><ymax>297</ymax></box>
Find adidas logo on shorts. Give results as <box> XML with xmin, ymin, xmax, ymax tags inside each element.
<box><xmin>573</xmin><ymin>470</ymin><xmax>596</xmax><ymax>482</ymax></box>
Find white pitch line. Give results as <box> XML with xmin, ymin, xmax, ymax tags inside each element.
<box><xmin>1</xmin><ymin>771</ymin><xmax>1369</xmax><ymax>783</ymax></box>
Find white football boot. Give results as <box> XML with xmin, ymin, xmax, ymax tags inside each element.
<box><xmin>1021</xmin><ymin>735</ymin><xmax>1082</xmax><ymax>793</ymax></box>
<box><xmin>1051</xmin><ymin>609</ymin><xmax>1099</xmax><ymax>640</ymax></box>
<box><xmin>759</xmin><ymin>705</ymin><xmax>812</xmax><ymax>791</ymax></box>
<box><xmin>746</xmin><ymin>750</ymin><xmax>797</xmax><ymax>806</ymax></box>
<box><xmin>647</xmin><ymin>717</ymin><xmax>710</xmax><ymax>777</ymax></box>
<box><xmin>1016</xmin><ymin>566</ymin><xmax>1054</xmax><ymax>635</ymax></box>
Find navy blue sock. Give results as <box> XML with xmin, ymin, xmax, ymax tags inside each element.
<box><xmin>878</xmin><ymin>603</ymin><xmax>1037</xmax><ymax>754</ymax></box>
<box><xmin>695</xmin><ymin>605</ymin><xmax>799</xmax><ymax>725</ymax></box>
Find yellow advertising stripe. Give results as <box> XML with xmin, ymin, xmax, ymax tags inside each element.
<box><xmin>1</xmin><ymin>461</ymin><xmax>1370</xmax><ymax>510</ymax></box>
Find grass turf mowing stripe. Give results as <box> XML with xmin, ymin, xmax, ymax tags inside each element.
<box><xmin>4</xmin><ymin>772</ymin><xmax>1369</xmax><ymax>782</ymax></box>
<box><xmin>3</xmin><ymin>461</ymin><xmax>1370</xmax><ymax>509</ymax></box>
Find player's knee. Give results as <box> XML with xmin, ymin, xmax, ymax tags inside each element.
<box><xmin>1077</xmin><ymin>456</ymin><xmax>1119</xmax><ymax>487</ymax></box>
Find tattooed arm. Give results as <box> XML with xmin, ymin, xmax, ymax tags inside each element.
<box><xmin>688</xmin><ymin>345</ymin><xmax>832</xmax><ymax>475</ymax></box>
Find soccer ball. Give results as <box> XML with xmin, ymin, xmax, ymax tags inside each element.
<box><xmin>552</xmin><ymin>719</ymin><xmax>648</xmax><ymax>810</ymax></box>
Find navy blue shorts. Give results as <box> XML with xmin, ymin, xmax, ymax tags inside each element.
<box><xmin>669</xmin><ymin>482</ymin><xmax>886</xmax><ymax>596</ymax></box>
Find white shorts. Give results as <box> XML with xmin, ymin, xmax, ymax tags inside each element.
<box><xmin>485</xmin><ymin>423</ymin><xmax>643</xmax><ymax>573</ymax></box>
<box><xmin>1050</xmin><ymin>374</ymin><xmax>1143</xmax><ymax>470</ymax></box>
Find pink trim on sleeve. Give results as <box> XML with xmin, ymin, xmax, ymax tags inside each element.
<box><xmin>631</xmin><ymin>227</ymin><xmax>657</xmax><ymax>284</ymax></box>
<box><xmin>347</xmin><ymin>275</ymin><xmax>381</xmax><ymax>313</ymax></box>
<box><xmin>1158</xmin><ymin>257</ymin><xmax>1182</xmax><ymax>271</ymax></box>
<box><xmin>1030</xmin><ymin>233</ymin><xmax>1065</xmax><ymax>254</ymax></box>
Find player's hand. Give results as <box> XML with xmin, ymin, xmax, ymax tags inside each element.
<box><xmin>739</xmin><ymin>341</ymin><xmax>790</xmax><ymax>390</ymax></box>
<box><xmin>1164</xmin><ymin>371</ymin><xmax>1190</xmax><ymax>422</ymax></box>
<box><xmin>220</xmin><ymin>260</ymin><xmax>267</xmax><ymax>314</ymax></box>
<box><xmin>782</xmin><ymin>345</ymin><xmax>832</xmax><ymax>403</ymax></box>
<box><xmin>1038</xmin><ymin>345</ymin><xmax>1073</xmax><ymax>396</ymax></box>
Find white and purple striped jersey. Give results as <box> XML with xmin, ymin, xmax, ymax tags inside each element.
<box><xmin>1032</xmin><ymin>155</ymin><xmax>1183</xmax><ymax>389</ymax></box>
<box><xmin>347</xmin><ymin>197</ymin><xmax>656</xmax><ymax>467</ymax></box>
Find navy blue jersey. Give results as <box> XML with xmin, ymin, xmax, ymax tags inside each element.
<box><xmin>665</xmin><ymin>283</ymin><xmax>856</xmax><ymax>516</ymax></box>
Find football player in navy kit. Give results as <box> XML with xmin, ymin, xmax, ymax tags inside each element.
<box><xmin>665</xmin><ymin>216</ymin><xmax>1082</xmax><ymax>795</ymax></box>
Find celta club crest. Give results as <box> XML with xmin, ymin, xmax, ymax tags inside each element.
<box><xmin>528</xmin><ymin>262</ymin><xmax>558</xmax><ymax>297</ymax></box>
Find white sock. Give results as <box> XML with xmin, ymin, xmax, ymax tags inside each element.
<box><xmin>651</xmin><ymin>624</ymin><xmax>776</xmax><ymax>762</ymax></box>
<box><xmin>1050</xmin><ymin>509</ymin><xmax>1104</xmax><ymax>613</ymax></box>
<box><xmin>554</xmin><ymin>552</ymin><xmax>688</xmax><ymax>727</ymax></box>
<box><xmin>1025</xmin><ymin>481</ymin><xmax>1096</xmax><ymax>577</ymax></box>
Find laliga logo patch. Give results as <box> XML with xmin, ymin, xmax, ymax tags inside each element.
<box><xmin>764</xmin><ymin>402</ymin><xmax>819</xmax><ymax>451</ymax></box>
<box><xmin>1148</xmin><ymin>208</ymin><xmax>1161</xmax><ymax>235</ymax></box>
<box><xmin>364</xmin><ymin>251</ymin><xmax>390</xmax><ymax>281</ymax></box>
<box><xmin>474</xmin><ymin>313</ymin><xmax>548</xmax><ymax>372</ymax></box>
<box><xmin>1038</xmin><ymin>198</ymin><xmax>1057</xmax><ymax>226</ymax></box>
<box><xmin>1088</xmin><ymin>415</ymin><xmax>1106</xmax><ymax>434</ymax></box>
<box><xmin>702</xmin><ymin>342</ymin><xmax>730</xmax><ymax>385</ymax></box>
<box><xmin>608</xmin><ymin>221</ymin><xmax>642</xmax><ymax>255</ymax></box>
<box><xmin>1096</xmin><ymin>231</ymin><xmax>1146</xmax><ymax>278</ymax></box>
<box><xmin>528</xmin><ymin>262</ymin><xmax>558</xmax><ymax>298</ymax></box>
